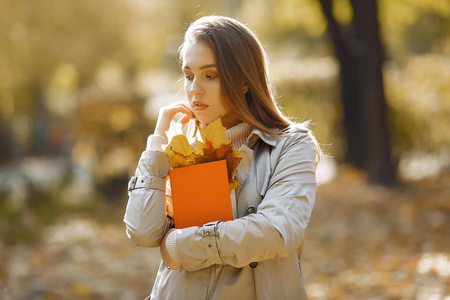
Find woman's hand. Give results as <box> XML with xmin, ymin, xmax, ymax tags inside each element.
<box><xmin>160</xmin><ymin>228</ymin><xmax>182</xmax><ymax>270</ymax></box>
<box><xmin>154</xmin><ymin>101</ymin><xmax>195</xmax><ymax>137</ymax></box>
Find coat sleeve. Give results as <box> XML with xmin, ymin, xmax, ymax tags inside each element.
<box><xmin>123</xmin><ymin>149</ymin><xmax>172</xmax><ymax>247</ymax></box>
<box><xmin>174</xmin><ymin>131</ymin><xmax>317</xmax><ymax>271</ymax></box>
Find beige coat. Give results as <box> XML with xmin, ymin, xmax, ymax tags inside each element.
<box><xmin>124</xmin><ymin>125</ymin><xmax>317</xmax><ymax>299</ymax></box>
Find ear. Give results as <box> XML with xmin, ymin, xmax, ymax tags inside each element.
<box><xmin>242</xmin><ymin>84</ymin><xmax>249</xmax><ymax>94</ymax></box>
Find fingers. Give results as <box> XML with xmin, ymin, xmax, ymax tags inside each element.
<box><xmin>173</xmin><ymin>101</ymin><xmax>195</xmax><ymax>119</ymax></box>
<box><xmin>169</xmin><ymin>261</ymin><xmax>182</xmax><ymax>270</ymax></box>
<box><xmin>154</xmin><ymin>101</ymin><xmax>195</xmax><ymax>136</ymax></box>
<box><xmin>164</xmin><ymin>101</ymin><xmax>195</xmax><ymax>121</ymax></box>
<box><xmin>180</xmin><ymin>114</ymin><xmax>192</xmax><ymax>125</ymax></box>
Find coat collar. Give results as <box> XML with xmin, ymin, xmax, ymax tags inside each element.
<box><xmin>246</xmin><ymin>128</ymin><xmax>278</xmax><ymax>148</ymax></box>
<box><xmin>235</xmin><ymin>127</ymin><xmax>278</xmax><ymax>188</ymax></box>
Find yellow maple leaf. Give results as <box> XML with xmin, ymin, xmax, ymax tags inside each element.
<box><xmin>165</xmin><ymin>135</ymin><xmax>195</xmax><ymax>158</ymax></box>
<box><xmin>168</xmin><ymin>152</ymin><xmax>199</xmax><ymax>169</ymax></box>
<box><xmin>229</xmin><ymin>179</ymin><xmax>240</xmax><ymax>191</ymax></box>
<box><xmin>199</xmin><ymin>118</ymin><xmax>231</xmax><ymax>149</ymax></box>
<box><xmin>193</xmin><ymin>140</ymin><xmax>205</xmax><ymax>156</ymax></box>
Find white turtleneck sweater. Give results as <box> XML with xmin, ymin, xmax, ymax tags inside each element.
<box><xmin>146</xmin><ymin>122</ymin><xmax>253</xmax><ymax>264</ymax></box>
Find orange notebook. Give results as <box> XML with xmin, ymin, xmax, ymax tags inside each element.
<box><xmin>169</xmin><ymin>160</ymin><xmax>232</xmax><ymax>228</ymax></box>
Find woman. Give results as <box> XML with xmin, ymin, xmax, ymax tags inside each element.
<box><xmin>124</xmin><ymin>15</ymin><xmax>321</xmax><ymax>299</ymax></box>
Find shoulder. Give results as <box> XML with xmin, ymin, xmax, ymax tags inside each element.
<box><xmin>274</xmin><ymin>122</ymin><xmax>318</xmax><ymax>162</ymax></box>
<box><xmin>278</xmin><ymin>122</ymin><xmax>314</xmax><ymax>145</ymax></box>
<box><xmin>248</xmin><ymin>121</ymin><xmax>319</xmax><ymax>160</ymax></box>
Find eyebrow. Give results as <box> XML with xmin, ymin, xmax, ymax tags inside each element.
<box><xmin>183</xmin><ymin>64</ymin><xmax>218</xmax><ymax>70</ymax></box>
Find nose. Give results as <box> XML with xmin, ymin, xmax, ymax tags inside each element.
<box><xmin>189</xmin><ymin>77</ymin><xmax>203</xmax><ymax>98</ymax></box>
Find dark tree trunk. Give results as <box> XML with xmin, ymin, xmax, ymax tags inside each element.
<box><xmin>0</xmin><ymin>119</ymin><xmax>16</xmax><ymax>166</ymax></box>
<box><xmin>318</xmin><ymin>0</ymin><xmax>397</xmax><ymax>185</ymax></box>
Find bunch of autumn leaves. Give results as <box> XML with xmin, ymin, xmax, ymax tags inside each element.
<box><xmin>164</xmin><ymin>118</ymin><xmax>244</xmax><ymax>190</ymax></box>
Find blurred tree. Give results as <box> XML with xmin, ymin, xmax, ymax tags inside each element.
<box><xmin>318</xmin><ymin>0</ymin><xmax>397</xmax><ymax>185</ymax></box>
<box><xmin>1</xmin><ymin>0</ymin><xmax>448</xmax><ymax>187</ymax></box>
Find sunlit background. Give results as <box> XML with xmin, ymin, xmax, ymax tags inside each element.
<box><xmin>0</xmin><ymin>0</ymin><xmax>449</xmax><ymax>299</ymax></box>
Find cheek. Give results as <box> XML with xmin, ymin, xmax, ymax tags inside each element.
<box><xmin>218</xmin><ymin>101</ymin><xmax>229</xmax><ymax>115</ymax></box>
<box><xmin>218</xmin><ymin>93</ymin><xmax>231</xmax><ymax>113</ymax></box>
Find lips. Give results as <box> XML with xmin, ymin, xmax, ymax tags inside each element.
<box><xmin>192</xmin><ymin>100</ymin><xmax>208</xmax><ymax>111</ymax></box>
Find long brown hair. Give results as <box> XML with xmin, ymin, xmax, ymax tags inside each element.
<box><xmin>180</xmin><ymin>16</ymin><xmax>324</xmax><ymax>168</ymax></box>
<box><xmin>179</xmin><ymin>16</ymin><xmax>291</xmax><ymax>134</ymax></box>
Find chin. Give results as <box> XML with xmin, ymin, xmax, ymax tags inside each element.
<box><xmin>197</xmin><ymin>116</ymin><xmax>219</xmax><ymax>126</ymax></box>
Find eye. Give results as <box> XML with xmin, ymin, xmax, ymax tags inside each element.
<box><xmin>184</xmin><ymin>74</ymin><xmax>193</xmax><ymax>80</ymax></box>
<box><xmin>206</xmin><ymin>73</ymin><xmax>217</xmax><ymax>79</ymax></box>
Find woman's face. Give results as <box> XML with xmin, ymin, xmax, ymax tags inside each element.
<box><xmin>182</xmin><ymin>41</ymin><xmax>241</xmax><ymax>128</ymax></box>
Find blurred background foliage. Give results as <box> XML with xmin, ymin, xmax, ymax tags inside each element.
<box><xmin>0</xmin><ymin>0</ymin><xmax>448</xmax><ymax>253</ymax></box>
<box><xmin>0</xmin><ymin>0</ymin><xmax>449</xmax><ymax>299</ymax></box>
